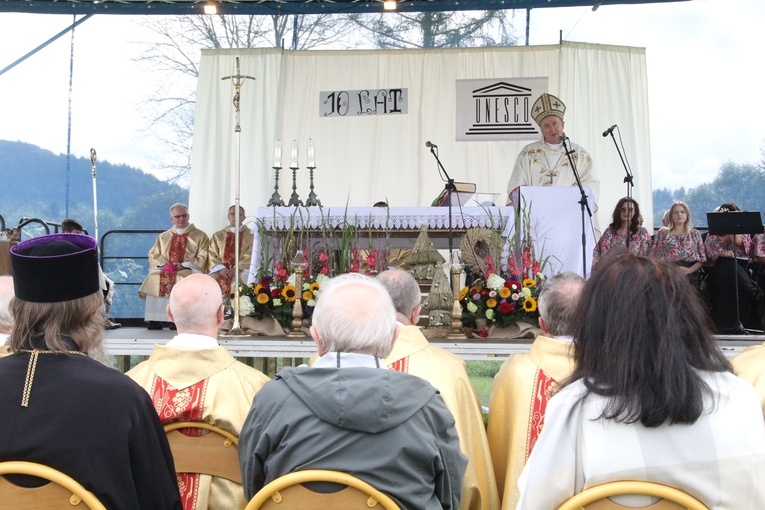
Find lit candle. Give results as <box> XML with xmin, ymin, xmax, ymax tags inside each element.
<box><xmin>290</xmin><ymin>140</ymin><xmax>298</xmax><ymax>168</ymax></box>
<box><xmin>273</xmin><ymin>139</ymin><xmax>282</xmax><ymax>168</ymax></box>
<box><xmin>307</xmin><ymin>138</ymin><xmax>316</xmax><ymax>167</ymax></box>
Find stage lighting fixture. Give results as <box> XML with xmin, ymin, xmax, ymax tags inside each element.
<box><xmin>204</xmin><ymin>1</ymin><xmax>218</xmax><ymax>15</ymax></box>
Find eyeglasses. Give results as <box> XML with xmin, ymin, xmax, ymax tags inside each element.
<box><xmin>172</xmin><ymin>213</ymin><xmax>189</xmax><ymax>219</ymax></box>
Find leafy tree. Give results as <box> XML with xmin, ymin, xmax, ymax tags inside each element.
<box><xmin>683</xmin><ymin>162</ymin><xmax>765</xmax><ymax>224</ymax></box>
<box><xmin>349</xmin><ymin>10</ymin><xmax>517</xmax><ymax>49</ymax></box>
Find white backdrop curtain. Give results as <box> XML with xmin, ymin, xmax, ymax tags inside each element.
<box><xmin>189</xmin><ymin>42</ymin><xmax>651</xmax><ymax>238</ymax></box>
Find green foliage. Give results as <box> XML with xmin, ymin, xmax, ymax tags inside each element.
<box><xmin>0</xmin><ymin>140</ymin><xmax>188</xmax><ymax>237</ymax></box>
<box><xmin>653</xmin><ymin>161</ymin><xmax>765</xmax><ymax>228</ymax></box>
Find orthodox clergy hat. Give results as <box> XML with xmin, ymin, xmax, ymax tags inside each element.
<box><xmin>531</xmin><ymin>93</ymin><xmax>566</xmax><ymax>126</ymax></box>
<box><xmin>11</xmin><ymin>233</ymin><xmax>100</xmax><ymax>303</ymax></box>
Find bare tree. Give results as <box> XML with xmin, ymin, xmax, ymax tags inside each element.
<box><xmin>349</xmin><ymin>10</ymin><xmax>518</xmax><ymax>49</ymax></box>
<box><xmin>133</xmin><ymin>14</ymin><xmax>357</xmax><ymax>183</ymax></box>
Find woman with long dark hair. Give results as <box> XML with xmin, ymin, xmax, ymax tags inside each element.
<box><xmin>517</xmin><ymin>251</ymin><xmax>765</xmax><ymax>509</ymax></box>
<box><xmin>592</xmin><ymin>197</ymin><xmax>651</xmax><ymax>266</ymax></box>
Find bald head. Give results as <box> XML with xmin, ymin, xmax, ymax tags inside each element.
<box><xmin>311</xmin><ymin>273</ymin><xmax>398</xmax><ymax>358</ymax></box>
<box><xmin>166</xmin><ymin>274</ymin><xmax>223</xmax><ymax>337</ymax></box>
<box><xmin>0</xmin><ymin>276</ymin><xmax>13</xmax><ymax>333</ymax></box>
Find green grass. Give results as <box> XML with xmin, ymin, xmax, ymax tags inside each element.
<box><xmin>466</xmin><ymin>360</ymin><xmax>503</xmax><ymax>408</ymax></box>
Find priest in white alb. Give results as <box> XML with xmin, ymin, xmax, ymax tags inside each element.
<box><xmin>506</xmin><ymin>93</ymin><xmax>598</xmax><ymax>204</ymax></box>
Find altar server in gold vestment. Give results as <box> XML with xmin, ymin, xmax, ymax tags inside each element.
<box><xmin>128</xmin><ymin>274</ymin><xmax>270</xmax><ymax>510</ymax></box>
<box><xmin>487</xmin><ymin>271</ymin><xmax>582</xmax><ymax>509</ymax></box>
<box><xmin>377</xmin><ymin>269</ymin><xmax>500</xmax><ymax>510</ymax></box>
<box><xmin>138</xmin><ymin>203</ymin><xmax>210</xmax><ymax>329</ymax></box>
<box><xmin>208</xmin><ymin>205</ymin><xmax>254</xmax><ymax>297</ymax></box>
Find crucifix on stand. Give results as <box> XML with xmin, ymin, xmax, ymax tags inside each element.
<box><xmin>220</xmin><ymin>57</ymin><xmax>255</xmax><ymax>337</ymax></box>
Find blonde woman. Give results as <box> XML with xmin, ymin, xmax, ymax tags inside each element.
<box><xmin>650</xmin><ymin>201</ymin><xmax>706</xmax><ymax>288</ymax></box>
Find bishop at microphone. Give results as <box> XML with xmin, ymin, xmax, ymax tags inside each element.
<box><xmin>505</xmin><ymin>93</ymin><xmax>599</xmax><ymax>205</ymax></box>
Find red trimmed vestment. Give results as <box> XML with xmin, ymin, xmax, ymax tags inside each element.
<box><xmin>487</xmin><ymin>335</ymin><xmax>574</xmax><ymax>510</ymax></box>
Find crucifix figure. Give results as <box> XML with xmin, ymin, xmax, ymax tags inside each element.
<box><xmin>220</xmin><ymin>57</ymin><xmax>255</xmax><ymax>336</ymax></box>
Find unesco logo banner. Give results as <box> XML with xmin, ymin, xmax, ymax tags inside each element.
<box><xmin>320</xmin><ymin>88</ymin><xmax>407</xmax><ymax>117</ymax></box>
<box><xmin>455</xmin><ymin>77</ymin><xmax>548</xmax><ymax>141</ymax></box>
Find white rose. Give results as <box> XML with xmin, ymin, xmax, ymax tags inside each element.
<box><xmin>486</xmin><ymin>274</ymin><xmax>505</xmax><ymax>290</ymax></box>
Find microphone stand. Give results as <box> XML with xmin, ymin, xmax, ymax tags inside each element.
<box><xmin>606</xmin><ymin>127</ymin><xmax>634</xmax><ymax>248</ymax></box>
<box><xmin>560</xmin><ymin>136</ymin><xmax>592</xmax><ymax>278</ymax></box>
<box><xmin>428</xmin><ymin>144</ymin><xmax>457</xmax><ymax>287</ymax></box>
<box><xmin>90</xmin><ymin>148</ymin><xmax>99</xmax><ymax>246</ymax></box>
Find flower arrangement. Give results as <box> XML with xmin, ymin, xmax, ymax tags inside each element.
<box><xmin>226</xmin><ymin>273</ymin><xmax>326</xmax><ymax>329</ymax></box>
<box><xmin>458</xmin><ymin>198</ymin><xmax>548</xmax><ymax>335</ymax></box>
<box><xmin>459</xmin><ymin>263</ymin><xmax>545</xmax><ymax>333</ymax></box>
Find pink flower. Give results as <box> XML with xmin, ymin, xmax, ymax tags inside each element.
<box><xmin>318</xmin><ymin>252</ymin><xmax>329</xmax><ymax>263</ymax></box>
<box><xmin>320</xmin><ymin>266</ymin><xmax>329</xmax><ymax>275</ymax></box>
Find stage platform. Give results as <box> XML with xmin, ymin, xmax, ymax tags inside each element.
<box><xmin>105</xmin><ymin>328</ymin><xmax>764</xmax><ymax>367</ymax></box>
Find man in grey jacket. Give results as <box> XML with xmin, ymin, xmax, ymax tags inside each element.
<box><xmin>239</xmin><ymin>273</ymin><xmax>467</xmax><ymax>509</ymax></box>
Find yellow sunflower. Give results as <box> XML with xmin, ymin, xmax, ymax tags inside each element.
<box><xmin>498</xmin><ymin>287</ymin><xmax>511</xmax><ymax>299</ymax></box>
<box><xmin>281</xmin><ymin>285</ymin><xmax>297</xmax><ymax>302</ymax></box>
<box><xmin>459</xmin><ymin>287</ymin><xmax>469</xmax><ymax>300</ymax></box>
<box><xmin>309</xmin><ymin>282</ymin><xmax>320</xmax><ymax>293</ymax></box>
<box><xmin>254</xmin><ymin>284</ymin><xmax>264</xmax><ymax>294</ymax></box>
<box><xmin>486</xmin><ymin>298</ymin><xmax>498</xmax><ymax>308</ymax></box>
<box><xmin>302</xmin><ymin>290</ymin><xmax>313</xmax><ymax>302</ymax></box>
<box><xmin>523</xmin><ymin>296</ymin><xmax>537</xmax><ymax>312</ymax></box>
<box><xmin>256</xmin><ymin>293</ymin><xmax>270</xmax><ymax>305</ymax></box>
<box><xmin>523</xmin><ymin>278</ymin><xmax>536</xmax><ymax>288</ymax></box>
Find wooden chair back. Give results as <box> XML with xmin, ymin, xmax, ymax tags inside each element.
<box><xmin>0</xmin><ymin>460</ymin><xmax>107</xmax><ymax>509</ymax></box>
<box><xmin>163</xmin><ymin>421</ymin><xmax>241</xmax><ymax>483</ymax></box>
<box><xmin>244</xmin><ymin>469</ymin><xmax>400</xmax><ymax>510</ymax></box>
<box><xmin>557</xmin><ymin>480</ymin><xmax>709</xmax><ymax>510</ymax></box>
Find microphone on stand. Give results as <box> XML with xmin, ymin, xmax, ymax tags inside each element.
<box><xmin>425</xmin><ymin>141</ymin><xmax>437</xmax><ymax>148</ymax></box>
<box><xmin>602</xmin><ymin>124</ymin><xmax>617</xmax><ymax>137</ymax></box>
<box><xmin>90</xmin><ymin>148</ymin><xmax>97</xmax><ymax>165</ymax></box>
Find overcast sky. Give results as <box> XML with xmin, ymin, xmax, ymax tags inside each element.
<box><xmin>0</xmin><ymin>0</ymin><xmax>762</xmax><ymax>192</ymax></box>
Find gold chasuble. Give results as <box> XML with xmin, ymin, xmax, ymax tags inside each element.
<box><xmin>138</xmin><ymin>225</ymin><xmax>209</xmax><ymax>300</ymax></box>
<box><xmin>487</xmin><ymin>335</ymin><xmax>574</xmax><ymax>510</ymax></box>
<box><xmin>383</xmin><ymin>325</ymin><xmax>500</xmax><ymax>510</ymax></box>
<box><xmin>732</xmin><ymin>342</ymin><xmax>765</xmax><ymax>418</ymax></box>
<box><xmin>127</xmin><ymin>344</ymin><xmax>270</xmax><ymax>510</ymax></box>
<box><xmin>208</xmin><ymin>227</ymin><xmax>254</xmax><ymax>296</ymax></box>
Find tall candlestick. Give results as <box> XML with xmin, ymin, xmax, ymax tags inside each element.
<box><xmin>290</xmin><ymin>140</ymin><xmax>298</xmax><ymax>168</ymax></box>
<box><xmin>307</xmin><ymin>138</ymin><xmax>316</xmax><ymax>168</ymax></box>
<box><xmin>273</xmin><ymin>139</ymin><xmax>282</xmax><ymax>168</ymax></box>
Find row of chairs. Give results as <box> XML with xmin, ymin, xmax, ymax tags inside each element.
<box><xmin>0</xmin><ymin>421</ymin><xmax>709</xmax><ymax>509</ymax></box>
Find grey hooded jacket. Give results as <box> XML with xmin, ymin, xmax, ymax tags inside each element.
<box><xmin>239</xmin><ymin>364</ymin><xmax>467</xmax><ymax>509</ymax></box>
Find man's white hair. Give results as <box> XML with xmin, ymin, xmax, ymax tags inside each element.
<box><xmin>312</xmin><ymin>273</ymin><xmax>397</xmax><ymax>358</ymax></box>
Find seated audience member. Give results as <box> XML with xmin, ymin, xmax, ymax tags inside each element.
<box><xmin>138</xmin><ymin>203</ymin><xmax>210</xmax><ymax>330</ymax></box>
<box><xmin>0</xmin><ymin>275</ymin><xmax>12</xmax><ymax>353</ymax></box>
<box><xmin>239</xmin><ymin>273</ymin><xmax>467</xmax><ymax>510</ymax></box>
<box><xmin>650</xmin><ymin>201</ymin><xmax>706</xmax><ymax>290</ymax></box>
<box><xmin>377</xmin><ymin>269</ymin><xmax>499</xmax><ymax>510</ymax></box>
<box><xmin>0</xmin><ymin>234</ymin><xmax>182</xmax><ymax>509</ymax></box>
<box><xmin>592</xmin><ymin>197</ymin><xmax>651</xmax><ymax>266</ymax></box>
<box><xmin>60</xmin><ymin>218</ymin><xmax>120</xmax><ymax>329</ymax></box>
<box><xmin>703</xmin><ymin>202</ymin><xmax>761</xmax><ymax>332</ymax></box>
<box><xmin>517</xmin><ymin>251</ymin><xmax>765</xmax><ymax>509</ymax></box>
<box><xmin>208</xmin><ymin>205</ymin><xmax>254</xmax><ymax>296</ymax></box>
<box><xmin>128</xmin><ymin>274</ymin><xmax>270</xmax><ymax>510</ymax></box>
<box><xmin>487</xmin><ymin>271</ymin><xmax>583</xmax><ymax>510</ymax></box>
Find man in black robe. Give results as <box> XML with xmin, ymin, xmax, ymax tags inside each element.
<box><xmin>0</xmin><ymin>233</ymin><xmax>182</xmax><ymax>509</ymax></box>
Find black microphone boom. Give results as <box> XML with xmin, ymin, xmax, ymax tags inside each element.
<box><xmin>602</xmin><ymin>124</ymin><xmax>617</xmax><ymax>137</ymax></box>
<box><xmin>425</xmin><ymin>141</ymin><xmax>437</xmax><ymax>148</ymax></box>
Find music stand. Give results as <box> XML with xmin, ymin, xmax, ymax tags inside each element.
<box><xmin>706</xmin><ymin>211</ymin><xmax>763</xmax><ymax>334</ymax></box>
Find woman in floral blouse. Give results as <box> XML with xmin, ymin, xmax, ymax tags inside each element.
<box><xmin>592</xmin><ymin>197</ymin><xmax>651</xmax><ymax>267</ymax></box>
<box><xmin>703</xmin><ymin>202</ymin><xmax>760</xmax><ymax>333</ymax></box>
<box><xmin>651</xmin><ymin>201</ymin><xmax>707</xmax><ymax>288</ymax></box>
